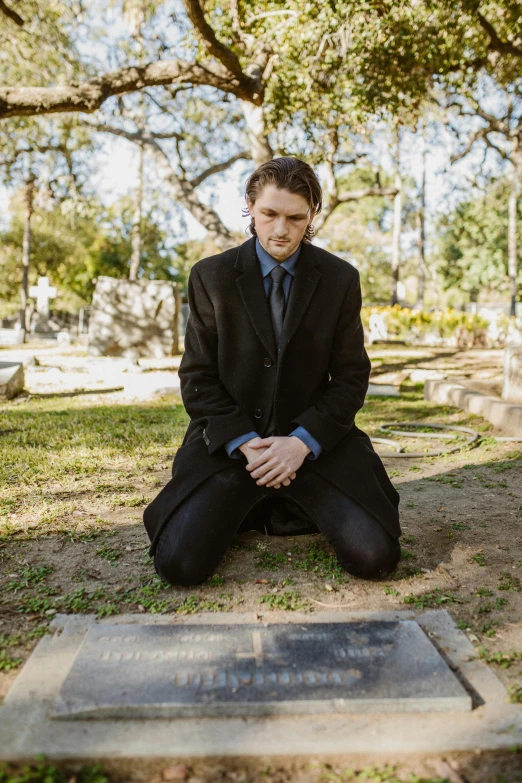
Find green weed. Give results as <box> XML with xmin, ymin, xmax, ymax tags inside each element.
<box><xmin>255</xmin><ymin>551</ymin><xmax>287</xmax><ymax>571</ymax></box>
<box><xmin>95</xmin><ymin>546</ymin><xmax>122</xmax><ymax>562</ymax></box>
<box><xmin>498</xmin><ymin>572</ymin><xmax>522</xmax><ymax>592</ymax></box>
<box><xmin>176</xmin><ymin>594</ymin><xmax>230</xmax><ymax>614</ymax></box>
<box><xmin>206</xmin><ymin>574</ymin><xmax>225</xmax><ymax>587</ymax></box>
<box><xmin>403</xmin><ymin>590</ymin><xmax>463</xmax><ymax>610</ymax></box>
<box><xmin>259</xmin><ymin>590</ymin><xmax>313</xmax><ymax>612</ymax></box>
<box><xmin>508</xmin><ymin>684</ymin><xmax>522</xmax><ymax>703</ymax></box>
<box><xmin>292</xmin><ymin>544</ymin><xmax>345</xmax><ymax>582</ymax></box>
<box><xmin>478</xmin><ymin>646</ymin><xmax>522</xmax><ymax>668</ymax></box>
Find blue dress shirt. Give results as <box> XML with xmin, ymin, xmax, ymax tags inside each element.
<box><xmin>225</xmin><ymin>236</ymin><xmax>323</xmax><ymax>461</ymax></box>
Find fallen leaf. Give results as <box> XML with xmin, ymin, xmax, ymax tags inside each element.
<box><xmin>162</xmin><ymin>764</ymin><xmax>188</xmax><ymax>781</ymax></box>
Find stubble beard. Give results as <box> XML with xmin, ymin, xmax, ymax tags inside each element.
<box><xmin>261</xmin><ymin>235</ymin><xmax>303</xmax><ymax>262</ymax></box>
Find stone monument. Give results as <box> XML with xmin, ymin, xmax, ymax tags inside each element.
<box><xmin>0</xmin><ymin>326</ymin><xmax>25</xmax><ymax>346</ymax></box>
<box><xmin>368</xmin><ymin>313</ymin><xmax>388</xmax><ymax>344</ymax></box>
<box><xmin>503</xmin><ymin>342</ymin><xmax>522</xmax><ymax>404</ymax></box>
<box><xmin>88</xmin><ymin>277</ymin><xmax>181</xmax><ymax>359</ymax></box>
<box><xmin>29</xmin><ymin>276</ymin><xmax>57</xmax><ymax>333</ymax></box>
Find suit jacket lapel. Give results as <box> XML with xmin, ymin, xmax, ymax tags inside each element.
<box><xmin>279</xmin><ymin>241</ymin><xmax>321</xmax><ymax>355</ymax></box>
<box><xmin>235</xmin><ymin>236</ymin><xmax>278</xmax><ymax>360</ymax></box>
<box><xmin>234</xmin><ymin>235</ymin><xmax>322</xmax><ymax>362</ymax></box>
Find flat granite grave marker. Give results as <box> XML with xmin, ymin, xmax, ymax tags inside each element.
<box><xmin>53</xmin><ymin>620</ymin><xmax>471</xmax><ymax>719</ymax></box>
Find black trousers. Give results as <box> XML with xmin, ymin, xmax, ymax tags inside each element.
<box><xmin>153</xmin><ymin>458</ymin><xmax>401</xmax><ymax>586</ymax></box>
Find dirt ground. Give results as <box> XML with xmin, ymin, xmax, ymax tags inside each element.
<box><xmin>0</xmin><ymin>342</ymin><xmax>521</xmax><ymax>783</ymax></box>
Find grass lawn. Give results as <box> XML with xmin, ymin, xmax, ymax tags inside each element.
<box><xmin>1</xmin><ymin>374</ymin><xmax>521</xmax><ymax>782</ymax></box>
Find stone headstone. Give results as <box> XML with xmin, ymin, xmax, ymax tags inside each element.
<box><xmin>56</xmin><ymin>330</ymin><xmax>71</xmax><ymax>344</ymax></box>
<box><xmin>29</xmin><ymin>276</ymin><xmax>58</xmax><ymax>333</ymax></box>
<box><xmin>503</xmin><ymin>344</ymin><xmax>522</xmax><ymax>404</ymax></box>
<box><xmin>368</xmin><ymin>313</ymin><xmax>388</xmax><ymax>343</ymax></box>
<box><xmin>367</xmin><ymin>383</ymin><xmax>400</xmax><ymax>397</ymax></box>
<box><xmin>88</xmin><ymin>277</ymin><xmax>179</xmax><ymax>359</ymax></box>
<box><xmin>52</xmin><ymin>620</ymin><xmax>471</xmax><ymax>719</ymax></box>
<box><xmin>0</xmin><ymin>328</ymin><xmax>25</xmax><ymax>346</ymax></box>
<box><xmin>122</xmin><ymin>372</ymin><xmax>180</xmax><ymax>399</ymax></box>
<box><xmin>0</xmin><ymin>361</ymin><xmax>24</xmax><ymax>399</ymax></box>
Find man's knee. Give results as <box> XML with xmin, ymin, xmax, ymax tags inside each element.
<box><xmin>340</xmin><ymin>538</ymin><xmax>401</xmax><ymax>581</ymax></box>
<box><xmin>154</xmin><ymin>546</ymin><xmax>211</xmax><ymax>587</ymax></box>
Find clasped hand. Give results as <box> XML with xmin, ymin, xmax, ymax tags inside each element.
<box><xmin>239</xmin><ymin>435</ymin><xmax>310</xmax><ymax>489</ymax></box>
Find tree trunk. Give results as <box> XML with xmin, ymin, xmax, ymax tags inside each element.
<box><xmin>129</xmin><ymin>140</ymin><xmax>144</xmax><ymax>280</ymax></box>
<box><xmin>416</xmin><ymin>124</ymin><xmax>427</xmax><ymax>309</ymax></box>
<box><xmin>239</xmin><ymin>100</ymin><xmax>273</xmax><ymax>168</ymax></box>
<box><xmin>508</xmin><ymin>165</ymin><xmax>519</xmax><ymax>317</ymax></box>
<box><xmin>390</xmin><ymin>129</ymin><xmax>402</xmax><ymax>306</ymax></box>
<box><xmin>173</xmin><ymin>283</ymin><xmax>181</xmax><ymax>355</ymax></box>
<box><xmin>19</xmin><ymin>174</ymin><xmax>35</xmax><ymax>336</ymax></box>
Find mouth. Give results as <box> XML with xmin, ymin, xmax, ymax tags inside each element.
<box><xmin>271</xmin><ymin>239</ymin><xmax>289</xmax><ymax>244</ymax></box>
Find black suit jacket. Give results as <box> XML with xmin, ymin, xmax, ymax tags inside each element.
<box><xmin>143</xmin><ymin>235</ymin><xmax>400</xmax><ymax>554</ymax></box>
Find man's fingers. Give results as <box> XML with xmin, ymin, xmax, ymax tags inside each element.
<box><xmin>268</xmin><ymin>471</ymin><xmax>296</xmax><ymax>488</ymax></box>
<box><xmin>248</xmin><ymin>455</ymin><xmax>277</xmax><ymax>475</ymax></box>
<box><xmin>246</xmin><ymin>451</ymin><xmax>272</xmax><ymax>470</ymax></box>
<box><xmin>253</xmin><ymin>459</ymin><xmax>284</xmax><ymax>480</ymax></box>
<box><xmin>256</xmin><ymin>467</ymin><xmax>289</xmax><ymax>485</ymax></box>
<box><xmin>249</xmin><ymin>437</ymin><xmax>275</xmax><ymax>449</ymax></box>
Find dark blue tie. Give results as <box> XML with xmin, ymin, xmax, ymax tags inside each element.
<box><xmin>269</xmin><ymin>265</ymin><xmax>287</xmax><ymax>345</ymax></box>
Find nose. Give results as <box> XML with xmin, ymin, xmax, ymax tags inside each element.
<box><xmin>273</xmin><ymin>217</ymin><xmax>289</xmax><ymax>236</ymax></box>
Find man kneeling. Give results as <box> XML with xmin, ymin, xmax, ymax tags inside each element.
<box><xmin>143</xmin><ymin>157</ymin><xmax>401</xmax><ymax>586</ymax></box>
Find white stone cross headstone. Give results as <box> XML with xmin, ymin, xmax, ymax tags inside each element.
<box><xmin>29</xmin><ymin>276</ymin><xmax>57</xmax><ymax>317</ymax></box>
<box><xmin>369</xmin><ymin>312</ymin><xmax>388</xmax><ymax>343</ymax></box>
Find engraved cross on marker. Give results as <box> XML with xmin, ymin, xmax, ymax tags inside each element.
<box><xmin>236</xmin><ymin>630</ymin><xmax>285</xmax><ymax>667</ymax></box>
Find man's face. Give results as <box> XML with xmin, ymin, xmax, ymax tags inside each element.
<box><xmin>247</xmin><ymin>184</ymin><xmax>314</xmax><ymax>262</ymax></box>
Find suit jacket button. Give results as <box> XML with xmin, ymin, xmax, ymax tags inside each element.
<box><xmin>263</xmin><ymin>357</ymin><xmax>272</xmax><ymax>367</ymax></box>
<box><xmin>254</xmin><ymin>408</ymin><xmax>262</xmax><ymax>418</ymax></box>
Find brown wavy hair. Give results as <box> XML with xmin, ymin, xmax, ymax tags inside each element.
<box><xmin>242</xmin><ymin>157</ymin><xmax>322</xmax><ymax>243</ymax></box>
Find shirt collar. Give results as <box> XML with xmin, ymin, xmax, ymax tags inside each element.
<box><xmin>255</xmin><ymin>236</ymin><xmax>301</xmax><ymax>278</ymax></box>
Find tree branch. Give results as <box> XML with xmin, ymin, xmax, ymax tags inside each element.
<box><xmin>182</xmin><ymin>0</ymin><xmax>248</xmax><ymax>80</ymax></box>
<box><xmin>229</xmin><ymin>0</ymin><xmax>254</xmax><ymax>47</ymax></box>
<box><xmin>476</xmin><ymin>11</ymin><xmax>522</xmax><ymax>59</ymax></box>
<box><xmin>86</xmin><ymin>121</ymin><xmax>237</xmax><ymax>248</ymax></box>
<box><xmin>190</xmin><ymin>150</ymin><xmax>251</xmax><ymax>187</ymax></box>
<box><xmin>0</xmin><ymin>58</ymin><xmax>259</xmax><ymax>120</ymax></box>
<box><xmin>446</xmin><ymin>97</ymin><xmax>510</xmax><ymax>135</ymax></box>
<box><xmin>338</xmin><ymin>185</ymin><xmax>399</xmax><ymax>203</ymax></box>
<box><xmin>0</xmin><ymin>0</ymin><xmax>24</xmax><ymax>26</ymax></box>
<box><xmin>450</xmin><ymin>127</ymin><xmax>489</xmax><ymax>164</ymax></box>
<box><xmin>450</xmin><ymin>125</ymin><xmax>510</xmax><ymax>164</ymax></box>
<box><xmin>313</xmin><ymin>183</ymin><xmax>398</xmax><ymax>234</ymax></box>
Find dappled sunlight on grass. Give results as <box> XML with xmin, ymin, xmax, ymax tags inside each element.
<box><xmin>0</xmin><ymin>395</ymin><xmax>188</xmax><ymax>541</ymax></box>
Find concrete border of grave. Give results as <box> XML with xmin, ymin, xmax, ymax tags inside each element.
<box><xmin>0</xmin><ymin>609</ymin><xmax>520</xmax><ymax>763</ymax></box>
<box><xmin>425</xmin><ymin>379</ymin><xmax>522</xmax><ymax>436</ymax></box>
<box><xmin>0</xmin><ymin>361</ymin><xmax>24</xmax><ymax>399</ymax></box>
